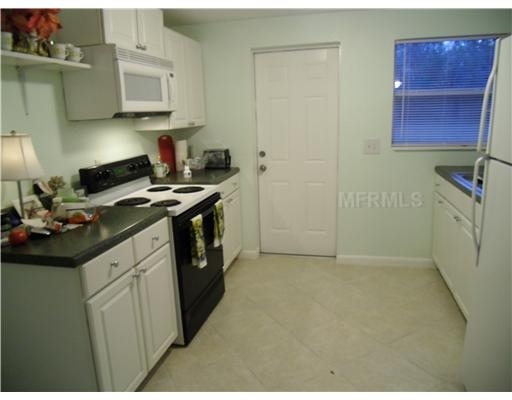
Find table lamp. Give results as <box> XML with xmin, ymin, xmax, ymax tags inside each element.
<box><xmin>1</xmin><ymin>131</ymin><xmax>45</xmax><ymax>219</ymax></box>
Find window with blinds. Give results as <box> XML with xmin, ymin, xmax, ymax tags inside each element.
<box><xmin>392</xmin><ymin>37</ymin><xmax>497</xmax><ymax>149</ymax></box>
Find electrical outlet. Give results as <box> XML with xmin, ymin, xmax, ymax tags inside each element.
<box><xmin>363</xmin><ymin>139</ymin><xmax>381</xmax><ymax>155</ymax></box>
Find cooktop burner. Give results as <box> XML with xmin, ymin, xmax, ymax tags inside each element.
<box><xmin>173</xmin><ymin>186</ymin><xmax>205</xmax><ymax>194</ymax></box>
<box><xmin>115</xmin><ymin>197</ymin><xmax>151</xmax><ymax>206</ymax></box>
<box><xmin>151</xmin><ymin>199</ymin><xmax>182</xmax><ymax>207</ymax></box>
<box><xmin>147</xmin><ymin>186</ymin><xmax>173</xmax><ymax>192</ymax></box>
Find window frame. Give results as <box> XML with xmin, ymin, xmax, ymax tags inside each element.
<box><xmin>390</xmin><ymin>34</ymin><xmax>500</xmax><ymax>151</ymax></box>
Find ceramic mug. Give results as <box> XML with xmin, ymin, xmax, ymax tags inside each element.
<box><xmin>154</xmin><ymin>162</ymin><xmax>169</xmax><ymax>178</ymax></box>
<box><xmin>68</xmin><ymin>46</ymin><xmax>84</xmax><ymax>63</ymax></box>
<box><xmin>50</xmin><ymin>43</ymin><xmax>69</xmax><ymax>60</ymax></box>
<box><xmin>1</xmin><ymin>32</ymin><xmax>13</xmax><ymax>51</ymax></box>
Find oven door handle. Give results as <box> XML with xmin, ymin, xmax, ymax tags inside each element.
<box><xmin>201</xmin><ymin>205</ymin><xmax>215</xmax><ymax>219</ymax></box>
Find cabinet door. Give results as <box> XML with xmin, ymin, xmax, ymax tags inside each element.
<box><xmin>165</xmin><ymin>29</ymin><xmax>189</xmax><ymax>129</ymax></box>
<box><xmin>137</xmin><ymin>244</ymin><xmax>178</xmax><ymax>369</ymax></box>
<box><xmin>432</xmin><ymin>192</ymin><xmax>476</xmax><ymax>319</ymax></box>
<box><xmin>102</xmin><ymin>9</ymin><xmax>139</xmax><ymax>51</ymax></box>
<box><xmin>453</xmin><ymin>214</ymin><xmax>477</xmax><ymax>318</ymax></box>
<box><xmin>136</xmin><ymin>9</ymin><xmax>164</xmax><ymax>57</ymax></box>
<box><xmin>432</xmin><ymin>193</ymin><xmax>458</xmax><ymax>293</ymax></box>
<box><xmin>223</xmin><ymin>189</ymin><xmax>242</xmax><ymax>271</ymax></box>
<box><xmin>86</xmin><ymin>269</ymin><xmax>147</xmax><ymax>391</ymax></box>
<box><xmin>184</xmin><ymin>36</ymin><xmax>206</xmax><ymax>126</ymax></box>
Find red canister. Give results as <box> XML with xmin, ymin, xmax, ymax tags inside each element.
<box><xmin>158</xmin><ymin>135</ymin><xmax>176</xmax><ymax>173</ymax></box>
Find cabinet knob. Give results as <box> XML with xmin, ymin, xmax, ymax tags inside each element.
<box><xmin>259</xmin><ymin>165</ymin><xmax>267</xmax><ymax>172</ymax></box>
<box><xmin>110</xmin><ymin>260</ymin><xmax>119</xmax><ymax>268</ymax></box>
<box><xmin>453</xmin><ymin>215</ymin><xmax>462</xmax><ymax>222</ymax></box>
<box><xmin>152</xmin><ymin>235</ymin><xmax>159</xmax><ymax>241</ymax></box>
<box><xmin>188</xmin><ymin>122</ymin><xmax>196</xmax><ymax>126</ymax></box>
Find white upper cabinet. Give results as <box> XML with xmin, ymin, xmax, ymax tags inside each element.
<box><xmin>102</xmin><ymin>9</ymin><xmax>139</xmax><ymax>50</ymax></box>
<box><xmin>57</xmin><ymin>9</ymin><xmax>164</xmax><ymax>58</ymax></box>
<box><xmin>134</xmin><ymin>28</ymin><xmax>206</xmax><ymax>131</ymax></box>
<box><xmin>183</xmin><ymin>35</ymin><xmax>206</xmax><ymax>126</ymax></box>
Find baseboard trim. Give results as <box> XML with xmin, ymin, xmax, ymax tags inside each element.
<box><xmin>239</xmin><ymin>248</ymin><xmax>260</xmax><ymax>260</ymax></box>
<box><xmin>337</xmin><ymin>254</ymin><xmax>434</xmax><ymax>268</ymax></box>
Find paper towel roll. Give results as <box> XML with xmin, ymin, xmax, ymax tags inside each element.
<box><xmin>175</xmin><ymin>139</ymin><xmax>188</xmax><ymax>171</ymax></box>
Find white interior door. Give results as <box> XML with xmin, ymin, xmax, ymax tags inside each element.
<box><xmin>255</xmin><ymin>47</ymin><xmax>339</xmax><ymax>256</ymax></box>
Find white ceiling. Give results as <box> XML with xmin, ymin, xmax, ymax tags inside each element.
<box><xmin>162</xmin><ymin>9</ymin><xmax>342</xmax><ymax>27</ymax></box>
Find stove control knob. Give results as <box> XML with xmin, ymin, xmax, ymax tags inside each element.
<box><xmin>128</xmin><ymin>163</ymin><xmax>136</xmax><ymax>172</ymax></box>
<box><xmin>94</xmin><ymin>171</ymin><xmax>103</xmax><ymax>181</ymax></box>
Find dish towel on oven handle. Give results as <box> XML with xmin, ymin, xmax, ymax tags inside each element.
<box><xmin>190</xmin><ymin>214</ymin><xmax>207</xmax><ymax>269</ymax></box>
<box><xmin>213</xmin><ymin>199</ymin><xmax>224</xmax><ymax>247</ymax></box>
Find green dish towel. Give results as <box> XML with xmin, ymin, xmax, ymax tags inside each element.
<box><xmin>214</xmin><ymin>199</ymin><xmax>225</xmax><ymax>247</ymax></box>
<box><xmin>190</xmin><ymin>214</ymin><xmax>207</xmax><ymax>269</ymax></box>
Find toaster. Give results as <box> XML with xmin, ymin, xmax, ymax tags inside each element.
<box><xmin>203</xmin><ymin>149</ymin><xmax>231</xmax><ymax>169</ymax></box>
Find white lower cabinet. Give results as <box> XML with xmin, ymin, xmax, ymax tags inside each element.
<box><xmin>137</xmin><ymin>245</ymin><xmax>178</xmax><ymax>369</ymax></box>
<box><xmin>86</xmin><ymin>244</ymin><xmax>177</xmax><ymax>391</ymax></box>
<box><xmin>86</xmin><ymin>268</ymin><xmax>147</xmax><ymax>391</ymax></box>
<box><xmin>223</xmin><ymin>189</ymin><xmax>242</xmax><ymax>271</ymax></box>
<box><xmin>217</xmin><ymin>174</ymin><xmax>242</xmax><ymax>271</ymax></box>
<box><xmin>432</xmin><ymin>192</ymin><xmax>476</xmax><ymax>318</ymax></box>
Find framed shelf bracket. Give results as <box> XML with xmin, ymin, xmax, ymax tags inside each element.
<box><xmin>16</xmin><ymin>66</ymin><xmax>30</xmax><ymax>116</ymax></box>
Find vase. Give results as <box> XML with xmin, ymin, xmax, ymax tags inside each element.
<box><xmin>12</xmin><ymin>31</ymin><xmax>49</xmax><ymax>57</ymax></box>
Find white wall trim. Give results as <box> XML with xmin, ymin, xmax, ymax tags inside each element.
<box><xmin>337</xmin><ymin>254</ymin><xmax>434</xmax><ymax>268</ymax></box>
<box><xmin>239</xmin><ymin>248</ymin><xmax>260</xmax><ymax>260</ymax></box>
<box><xmin>252</xmin><ymin>42</ymin><xmax>341</xmax><ymax>55</ymax></box>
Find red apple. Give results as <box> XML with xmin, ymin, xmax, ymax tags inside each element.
<box><xmin>9</xmin><ymin>228</ymin><xmax>28</xmax><ymax>246</ymax></box>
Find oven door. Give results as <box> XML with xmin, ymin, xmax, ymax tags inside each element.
<box><xmin>172</xmin><ymin>194</ymin><xmax>224</xmax><ymax>312</ymax></box>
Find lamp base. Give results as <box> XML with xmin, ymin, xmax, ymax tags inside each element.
<box><xmin>16</xmin><ymin>180</ymin><xmax>25</xmax><ymax>219</ymax></box>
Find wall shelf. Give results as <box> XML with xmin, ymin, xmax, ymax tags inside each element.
<box><xmin>1</xmin><ymin>50</ymin><xmax>91</xmax><ymax>71</ymax></box>
<box><xmin>1</xmin><ymin>50</ymin><xmax>92</xmax><ymax>116</ymax></box>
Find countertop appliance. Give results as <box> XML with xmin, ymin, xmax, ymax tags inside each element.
<box><xmin>461</xmin><ymin>34</ymin><xmax>511</xmax><ymax>391</ymax></box>
<box><xmin>63</xmin><ymin>44</ymin><xmax>177</xmax><ymax>120</ymax></box>
<box><xmin>203</xmin><ymin>149</ymin><xmax>231</xmax><ymax>169</ymax></box>
<box><xmin>80</xmin><ymin>155</ymin><xmax>225</xmax><ymax>345</ymax></box>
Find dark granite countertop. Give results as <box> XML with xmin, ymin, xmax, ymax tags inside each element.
<box><xmin>1</xmin><ymin>206</ymin><xmax>168</xmax><ymax>268</ymax></box>
<box><xmin>151</xmin><ymin>167</ymin><xmax>240</xmax><ymax>185</ymax></box>
<box><xmin>435</xmin><ymin>165</ymin><xmax>482</xmax><ymax>201</ymax></box>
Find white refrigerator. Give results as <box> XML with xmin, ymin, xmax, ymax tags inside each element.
<box><xmin>460</xmin><ymin>35</ymin><xmax>511</xmax><ymax>391</ymax></box>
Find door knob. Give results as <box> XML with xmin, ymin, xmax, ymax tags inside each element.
<box><xmin>259</xmin><ymin>165</ymin><xmax>267</xmax><ymax>172</ymax></box>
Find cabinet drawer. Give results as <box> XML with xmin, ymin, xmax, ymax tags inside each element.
<box><xmin>217</xmin><ymin>174</ymin><xmax>240</xmax><ymax>198</ymax></box>
<box><xmin>434</xmin><ymin>174</ymin><xmax>482</xmax><ymax>225</ymax></box>
<box><xmin>81</xmin><ymin>238</ymin><xmax>135</xmax><ymax>298</ymax></box>
<box><xmin>133</xmin><ymin>218</ymin><xmax>169</xmax><ymax>263</ymax></box>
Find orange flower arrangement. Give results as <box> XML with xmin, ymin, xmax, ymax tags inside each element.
<box><xmin>1</xmin><ymin>9</ymin><xmax>62</xmax><ymax>40</ymax></box>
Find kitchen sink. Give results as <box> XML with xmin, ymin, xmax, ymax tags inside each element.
<box><xmin>450</xmin><ymin>171</ymin><xmax>483</xmax><ymax>197</ymax></box>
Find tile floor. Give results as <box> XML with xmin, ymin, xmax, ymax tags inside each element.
<box><xmin>139</xmin><ymin>254</ymin><xmax>467</xmax><ymax>392</ymax></box>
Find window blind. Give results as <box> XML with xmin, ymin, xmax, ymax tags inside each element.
<box><xmin>392</xmin><ymin>37</ymin><xmax>497</xmax><ymax>148</ymax></box>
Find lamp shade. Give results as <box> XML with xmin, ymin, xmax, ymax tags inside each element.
<box><xmin>1</xmin><ymin>132</ymin><xmax>45</xmax><ymax>181</ymax></box>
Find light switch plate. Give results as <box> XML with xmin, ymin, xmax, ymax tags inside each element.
<box><xmin>363</xmin><ymin>139</ymin><xmax>381</xmax><ymax>155</ymax></box>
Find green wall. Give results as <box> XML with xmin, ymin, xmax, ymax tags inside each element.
<box><xmin>0</xmin><ymin>67</ymin><xmax>175</xmax><ymax>204</ymax></box>
<box><xmin>174</xmin><ymin>9</ymin><xmax>511</xmax><ymax>260</ymax></box>
<box><xmin>1</xmin><ymin>9</ymin><xmax>510</xmax><ymax>261</ymax></box>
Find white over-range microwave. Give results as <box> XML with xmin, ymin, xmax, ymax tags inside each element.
<box><xmin>62</xmin><ymin>44</ymin><xmax>177</xmax><ymax>120</ymax></box>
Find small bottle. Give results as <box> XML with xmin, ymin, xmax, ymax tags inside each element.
<box><xmin>183</xmin><ymin>165</ymin><xmax>192</xmax><ymax>179</ymax></box>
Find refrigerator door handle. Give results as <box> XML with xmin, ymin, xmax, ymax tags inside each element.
<box><xmin>471</xmin><ymin>155</ymin><xmax>488</xmax><ymax>263</ymax></box>
<box><xmin>477</xmin><ymin>37</ymin><xmax>501</xmax><ymax>153</ymax></box>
